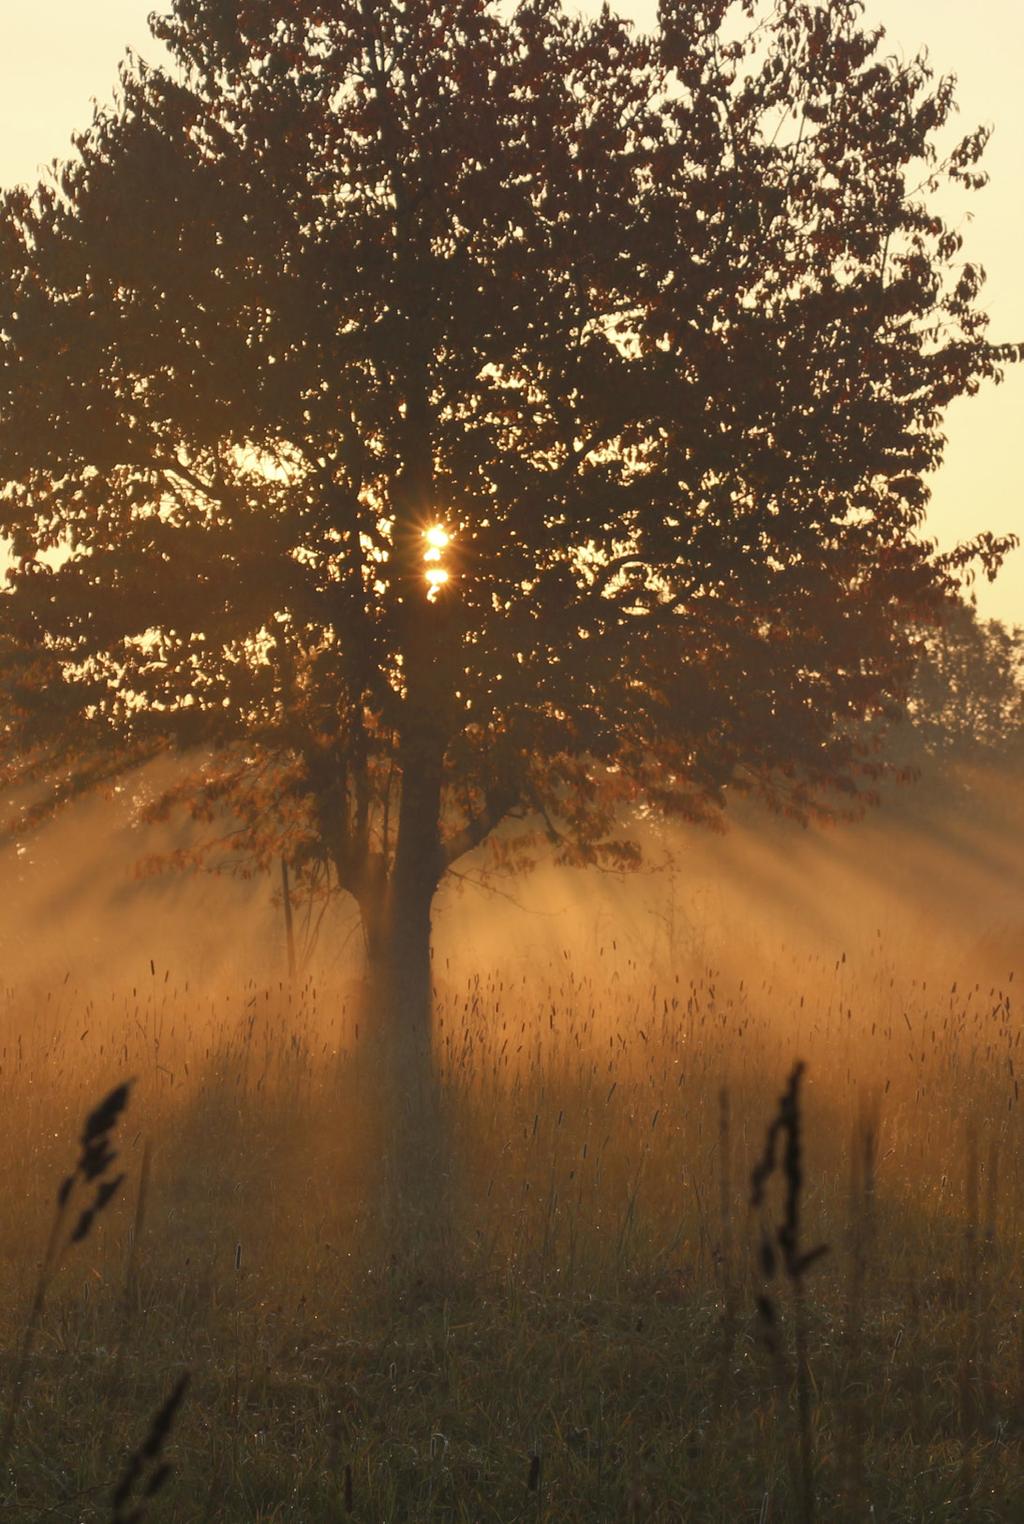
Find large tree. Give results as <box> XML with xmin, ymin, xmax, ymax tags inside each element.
<box><xmin>0</xmin><ymin>0</ymin><xmax>1019</xmax><ymax>1061</ymax></box>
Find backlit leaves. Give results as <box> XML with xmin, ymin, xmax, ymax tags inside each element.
<box><xmin>0</xmin><ymin>0</ymin><xmax>1017</xmax><ymax>903</ymax></box>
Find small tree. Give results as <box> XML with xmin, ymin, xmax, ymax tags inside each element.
<box><xmin>0</xmin><ymin>0</ymin><xmax>1018</xmax><ymax>1075</ymax></box>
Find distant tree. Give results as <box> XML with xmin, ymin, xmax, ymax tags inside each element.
<box><xmin>903</xmin><ymin>606</ymin><xmax>1024</xmax><ymax>762</ymax></box>
<box><xmin>0</xmin><ymin>0</ymin><xmax>1019</xmax><ymax>1105</ymax></box>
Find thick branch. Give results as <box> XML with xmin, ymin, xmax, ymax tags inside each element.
<box><xmin>441</xmin><ymin>784</ymin><xmax>519</xmax><ymax>871</ymax></box>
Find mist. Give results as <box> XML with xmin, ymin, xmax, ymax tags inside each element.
<box><xmin>4</xmin><ymin>757</ymin><xmax>1020</xmax><ymax>1025</ymax></box>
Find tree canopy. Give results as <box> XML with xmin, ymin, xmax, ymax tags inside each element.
<box><xmin>0</xmin><ymin>0</ymin><xmax>1019</xmax><ymax>1000</ymax></box>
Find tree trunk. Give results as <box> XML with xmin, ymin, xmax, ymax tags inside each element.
<box><xmin>280</xmin><ymin>858</ymin><xmax>296</xmax><ymax>981</ymax></box>
<box><xmin>359</xmin><ymin>751</ymin><xmax>450</xmax><ymax>1267</ymax></box>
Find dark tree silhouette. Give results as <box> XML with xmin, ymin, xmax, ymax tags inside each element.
<box><xmin>0</xmin><ymin>0</ymin><xmax>1019</xmax><ymax>1086</ymax></box>
<box><xmin>904</xmin><ymin>608</ymin><xmax>1024</xmax><ymax>763</ymax></box>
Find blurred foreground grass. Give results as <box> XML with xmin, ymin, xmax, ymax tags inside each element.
<box><xmin>0</xmin><ymin>943</ymin><xmax>1022</xmax><ymax>1520</ymax></box>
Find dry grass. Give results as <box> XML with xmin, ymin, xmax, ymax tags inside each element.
<box><xmin>0</xmin><ymin>923</ymin><xmax>1019</xmax><ymax>1519</ymax></box>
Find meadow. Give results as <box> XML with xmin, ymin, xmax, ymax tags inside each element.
<box><xmin>0</xmin><ymin>776</ymin><xmax>1021</xmax><ymax>1521</ymax></box>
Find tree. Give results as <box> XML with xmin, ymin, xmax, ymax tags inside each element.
<box><xmin>903</xmin><ymin>607</ymin><xmax>1024</xmax><ymax>763</ymax></box>
<box><xmin>0</xmin><ymin>0</ymin><xmax>1019</xmax><ymax>1088</ymax></box>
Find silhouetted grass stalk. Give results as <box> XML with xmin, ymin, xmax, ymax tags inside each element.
<box><xmin>107</xmin><ymin>1140</ymin><xmax>152</xmax><ymax>1406</ymax></box>
<box><xmin>750</xmin><ymin>1062</ymin><xmax>828</xmax><ymax>1524</ymax></box>
<box><xmin>960</xmin><ymin>1124</ymin><xmax>979</xmax><ymax>1517</ymax></box>
<box><xmin>980</xmin><ymin>1136</ymin><xmax>999</xmax><ymax>1431</ymax></box>
<box><xmin>111</xmin><ymin>1371</ymin><xmax>189</xmax><ymax>1523</ymax></box>
<box><xmin>0</xmin><ymin>1082</ymin><xmax>133</xmax><ymax>1473</ymax></box>
<box><xmin>841</xmin><ymin>1098</ymin><xmax>877</xmax><ymax>1516</ymax></box>
<box><xmin>714</xmin><ymin>1086</ymin><xmax>737</xmax><ymax>1413</ymax></box>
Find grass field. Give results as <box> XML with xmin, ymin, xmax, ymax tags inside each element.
<box><xmin>0</xmin><ymin>912</ymin><xmax>1021</xmax><ymax>1521</ymax></box>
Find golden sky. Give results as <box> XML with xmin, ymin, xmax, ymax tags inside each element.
<box><xmin>1</xmin><ymin>0</ymin><xmax>1020</xmax><ymax>623</ymax></box>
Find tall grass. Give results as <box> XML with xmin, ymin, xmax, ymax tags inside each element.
<box><xmin>0</xmin><ymin>934</ymin><xmax>1020</xmax><ymax>1518</ymax></box>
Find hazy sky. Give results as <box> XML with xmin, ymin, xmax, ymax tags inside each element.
<box><xmin>2</xmin><ymin>0</ymin><xmax>1020</xmax><ymax>621</ymax></box>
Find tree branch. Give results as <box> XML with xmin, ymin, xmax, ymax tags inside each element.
<box><xmin>441</xmin><ymin>783</ymin><xmax>519</xmax><ymax>871</ymax></box>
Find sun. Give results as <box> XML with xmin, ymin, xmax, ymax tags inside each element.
<box><xmin>423</xmin><ymin>524</ymin><xmax>452</xmax><ymax>599</ymax></box>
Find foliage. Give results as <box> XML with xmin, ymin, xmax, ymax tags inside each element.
<box><xmin>903</xmin><ymin>607</ymin><xmax>1024</xmax><ymax>763</ymax></box>
<box><xmin>0</xmin><ymin>0</ymin><xmax>1019</xmax><ymax>940</ymax></box>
